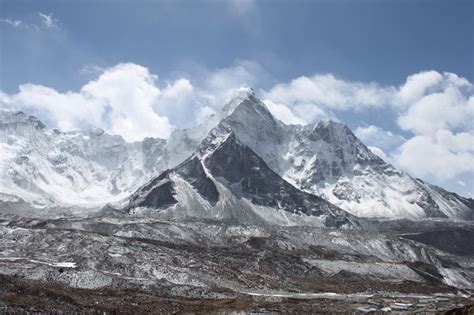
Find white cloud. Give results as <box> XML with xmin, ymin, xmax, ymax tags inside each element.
<box><xmin>263</xmin><ymin>74</ymin><xmax>395</xmax><ymax>113</ymax></box>
<box><xmin>292</xmin><ymin>104</ymin><xmax>336</xmax><ymax>124</ymax></box>
<box><xmin>155</xmin><ymin>78</ymin><xmax>198</xmax><ymax>127</ymax></box>
<box><xmin>397</xmin><ymin>86</ymin><xmax>473</xmax><ymax>136</ymax></box>
<box><xmin>0</xmin><ymin>18</ymin><xmax>27</xmax><ymax>28</ymax></box>
<box><xmin>261</xmin><ymin>73</ymin><xmax>396</xmax><ymax>126</ymax></box>
<box><xmin>80</xmin><ymin>63</ymin><xmax>173</xmax><ymax>141</ymax></box>
<box><xmin>1</xmin><ymin>63</ymin><xmax>174</xmax><ymax>141</ymax></box>
<box><xmin>1</xmin><ymin>13</ymin><xmax>61</xmax><ymax>31</ymax></box>
<box><xmin>38</xmin><ymin>12</ymin><xmax>59</xmax><ymax>29</ymax></box>
<box><xmin>355</xmin><ymin>125</ymin><xmax>405</xmax><ymax>151</ymax></box>
<box><xmin>396</xmin><ymin>70</ymin><xmax>443</xmax><ymax>105</ymax></box>
<box><xmin>394</xmin><ymin>131</ymin><xmax>474</xmax><ymax>180</ymax></box>
<box><xmin>390</xmin><ymin>72</ymin><xmax>474</xmax><ymax>182</ymax></box>
<box><xmin>263</xmin><ymin>100</ymin><xmax>307</xmax><ymax>125</ymax></box>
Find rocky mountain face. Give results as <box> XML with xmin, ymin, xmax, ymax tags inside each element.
<box><xmin>282</xmin><ymin>121</ymin><xmax>473</xmax><ymax>219</ymax></box>
<box><xmin>125</xmin><ymin>125</ymin><xmax>357</xmax><ymax>228</ymax></box>
<box><xmin>137</xmin><ymin>87</ymin><xmax>473</xmax><ymax>220</ymax></box>
<box><xmin>1</xmin><ymin>87</ymin><xmax>473</xmax><ymax>220</ymax></box>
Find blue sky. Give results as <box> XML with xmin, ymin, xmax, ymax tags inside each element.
<box><xmin>1</xmin><ymin>0</ymin><xmax>472</xmax><ymax>92</ymax></box>
<box><xmin>1</xmin><ymin>0</ymin><xmax>473</xmax><ymax>196</ymax></box>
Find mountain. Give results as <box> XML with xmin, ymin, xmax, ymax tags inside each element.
<box><xmin>140</xmin><ymin>87</ymin><xmax>473</xmax><ymax>220</ymax></box>
<box><xmin>1</xmin><ymin>87</ymin><xmax>473</xmax><ymax>220</ymax></box>
<box><xmin>0</xmin><ymin>110</ymin><xmax>167</xmax><ymax>208</ymax></box>
<box><xmin>282</xmin><ymin>120</ymin><xmax>474</xmax><ymax>220</ymax></box>
<box><xmin>124</xmin><ymin>125</ymin><xmax>357</xmax><ymax>228</ymax></box>
<box><xmin>2</xmin><ymin>90</ymin><xmax>474</xmax><ymax>313</ymax></box>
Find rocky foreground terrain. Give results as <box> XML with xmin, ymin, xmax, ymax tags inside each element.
<box><xmin>0</xmin><ymin>208</ymin><xmax>473</xmax><ymax>313</ymax></box>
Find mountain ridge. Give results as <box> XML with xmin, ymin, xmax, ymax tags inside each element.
<box><xmin>124</xmin><ymin>125</ymin><xmax>358</xmax><ymax>228</ymax></box>
<box><xmin>1</xmin><ymin>89</ymin><xmax>473</xmax><ymax>220</ymax></box>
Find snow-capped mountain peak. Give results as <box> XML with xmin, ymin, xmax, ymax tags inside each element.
<box><xmin>125</xmin><ymin>124</ymin><xmax>358</xmax><ymax>228</ymax></box>
<box><xmin>1</xmin><ymin>87</ymin><xmax>473</xmax><ymax>221</ymax></box>
<box><xmin>234</xmin><ymin>85</ymin><xmax>255</xmax><ymax>97</ymax></box>
<box><xmin>220</xmin><ymin>86</ymin><xmax>267</xmax><ymax>118</ymax></box>
<box><xmin>159</xmin><ymin>90</ymin><xmax>473</xmax><ymax>220</ymax></box>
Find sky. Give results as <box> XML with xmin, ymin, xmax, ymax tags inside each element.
<box><xmin>0</xmin><ymin>0</ymin><xmax>473</xmax><ymax>197</ymax></box>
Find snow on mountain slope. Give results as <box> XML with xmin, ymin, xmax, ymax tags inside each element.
<box><xmin>1</xmin><ymin>87</ymin><xmax>473</xmax><ymax>220</ymax></box>
<box><xmin>169</xmin><ymin>88</ymin><xmax>473</xmax><ymax>220</ymax></box>
<box><xmin>125</xmin><ymin>125</ymin><xmax>358</xmax><ymax>228</ymax></box>
<box><xmin>164</xmin><ymin>86</ymin><xmax>264</xmax><ymax>166</ymax></box>
<box><xmin>0</xmin><ymin>110</ymin><xmax>167</xmax><ymax>208</ymax></box>
<box><xmin>282</xmin><ymin>121</ymin><xmax>473</xmax><ymax>219</ymax></box>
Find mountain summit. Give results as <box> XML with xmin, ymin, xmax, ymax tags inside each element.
<box><xmin>1</xmin><ymin>88</ymin><xmax>473</xmax><ymax>220</ymax></box>
<box><xmin>125</xmin><ymin>125</ymin><xmax>358</xmax><ymax>228</ymax></box>
<box><xmin>159</xmin><ymin>89</ymin><xmax>474</xmax><ymax>220</ymax></box>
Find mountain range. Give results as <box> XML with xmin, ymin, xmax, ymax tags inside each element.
<box><xmin>2</xmin><ymin>87</ymin><xmax>474</xmax><ymax>312</ymax></box>
<box><xmin>1</xmin><ymin>87</ymin><xmax>473</xmax><ymax>223</ymax></box>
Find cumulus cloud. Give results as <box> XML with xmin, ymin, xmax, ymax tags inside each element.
<box><xmin>394</xmin><ymin>131</ymin><xmax>474</xmax><ymax>180</ymax></box>
<box><xmin>396</xmin><ymin>70</ymin><xmax>444</xmax><ymax>105</ymax></box>
<box><xmin>147</xmin><ymin>60</ymin><xmax>265</xmax><ymax>128</ymax></box>
<box><xmin>355</xmin><ymin>125</ymin><xmax>405</xmax><ymax>151</ymax></box>
<box><xmin>392</xmin><ymin>72</ymin><xmax>474</xmax><ymax>181</ymax></box>
<box><xmin>261</xmin><ymin>74</ymin><xmax>396</xmax><ymax>125</ymax></box>
<box><xmin>1</xmin><ymin>63</ymin><xmax>174</xmax><ymax>141</ymax></box>
<box><xmin>263</xmin><ymin>74</ymin><xmax>395</xmax><ymax>114</ymax></box>
<box><xmin>397</xmin><ymin>88</ymin><xmax>471</xmax><ymax>135</ymax></box>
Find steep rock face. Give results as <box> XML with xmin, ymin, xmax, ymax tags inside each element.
<box><xmin>125</xmin><ymin>126</ymin><xmax>357</xmax><ymax>228</ymax></box>
<box><xmin>126</xmin><ymin>156</ymin><xmax>219</xmax><ymax>211</ymax></box>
